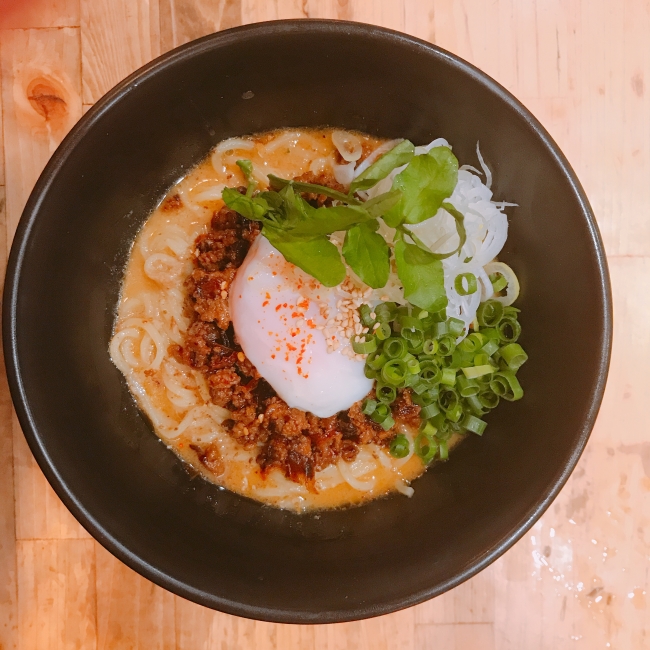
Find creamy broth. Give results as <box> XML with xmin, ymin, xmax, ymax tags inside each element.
<box><xmin>111</xmin><ymin>128</ymin><xmax>464</xmax><ymax>511</ymax></box>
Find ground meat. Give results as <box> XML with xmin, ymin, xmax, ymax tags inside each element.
<box><xmin>161</xmin><ymin>193</ymin><xmax>183</xmax><ymax>211</ymax></box>
<box><xmin>392</xmin><ymin>390</ymin><xmax>421</xmax><ymax>428</ymax></box>
<box><xmin>293</xmin><ymin>170</ymin><xmax>346</xmax><ymax>207</ymax></box>
<box><xmin>178</xmin><ymin>189</ymin><xmax>415</xmax><ymax>488</ymax></box>
<box><xmin>189</xmin><ymin>442</ymin><xmax>224</xmax><ymax>476</ymax></box>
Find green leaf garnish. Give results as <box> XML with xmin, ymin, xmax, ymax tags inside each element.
<box><xmin>363</xmin><ymin>189</ymin><xmax>403</xmax><ymax>218</ymax></box>
<box><xmin>236</xmin><ymin>159</ymin><xmax>256</xmax><ymax>196</ymax></box>
<box><xmin>383</xmin><ymin>147</ymin><xmax>458</xmax><ymax>227</ymax></box>
<box><xmin>288</xmin><ymin>204</ymin><xmax>375</xmax><ymax>238</ymax></box>
<box><xmin>342</xmin><ymin>222</ymin><xmax>390</xmax><ymax>289</ymax></box>
<box><xmin>263</xmin><ymin>227</ymin><xmax>346</xmax><ymax>287</ymax></box>
<box><xmin>222</xmin><ymin>187</ymin><xmax>271</xmax><ymax>221</ymax></box>
<box><xmin>394</xmin><ymin>237</ymin><xmax>447</xmax><ymax>312</ymax></box>
<box><xmin>223</xmin><ymin>145</ymin><xmax>462</xmax><ymax>301</ymax></box>
<box><xmin>350</xmin><ymin>140</ymin><xmax>415</xmax><ymax>193</ymax></box>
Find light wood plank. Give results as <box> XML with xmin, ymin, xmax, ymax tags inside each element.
<box><xmin>415</xmin><ymin>623</ymin><xmax>494</xmax><ymax>650</ymax></box>
<box><xmin>0</xmin><ymin>0</ymin><xmax>80</xmax><ymax>29</ymax></box>
<box><xmin>0</xmin><ymin>27</ymin><xmax>88</xmax><ymax>542</ymax></box>
<box><xmin>81</xmin><ymin>0</ymin><xmax>161</xmax><ymax>104</ymax></box>
<box><xmin>0</xmin><ymin>26</ymin><xmax>82</xmax><ymax>242</ymax></box>
<box><xmin>160</xmin><ymin>0</ymin><xmax>242</xmax><ymax>53</ymax></box>
<box><xmin>16</xmin><ymin>539</ymin><xmax>97</xmax><ymax>649</ymax></box>
<box><xmin>492</xmin><ymin>256</ymin><xmax>650</xmax><ymax>649</ymax></box>
<box><xmin>0</xmin><ymin>62</ymin><xmax>5</xmax><ymax>186</ymax></box>
<box><xmin>12</xmin><ymin>415</ymin><xmax>91</xmax><ymax>540</ymax></box>
<box><xmin>95</xmin><ymin>543</ymin><xmax>175</xmax><ymax>650</ymax></box>
<box><xmin>240</xmin><ymin>0</ymin><xmax>307</xmax><ymax>23</ymax></box>
<box><xmin>0</xmin><ymin>184</ymin><xmax>17</xmax><ymax>650</ymax></box>
<box><xmin>174</xmin><ymin>598</ymin><xmax>263</xmax><ymax>650</ymax></box>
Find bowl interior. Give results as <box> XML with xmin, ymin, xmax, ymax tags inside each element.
<box><xmin>4</xmin><ymin>21</ymin><xmax>610</xmax><ymax>623</ymax></box>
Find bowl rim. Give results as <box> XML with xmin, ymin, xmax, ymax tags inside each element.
<box><xmin>3</xmin><ymin>19</ymin><xmax>613</xmax><ymax>623</ymax></box>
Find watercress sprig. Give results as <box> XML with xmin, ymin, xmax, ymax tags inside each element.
<box><xmin>221</xmin><ymin>142</ymin><xmax>464</xmax><ymax>310</ymax></box>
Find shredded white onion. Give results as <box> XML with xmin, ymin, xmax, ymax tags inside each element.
<box><xmin>476</xmin><ymin>142</ymin><xmax>492</xmax><ymax>189</ymax></box>
<box><xmin>402</xmin><ymin>140</ymin><xmax>514</xmax><ymax>335</ymax></box>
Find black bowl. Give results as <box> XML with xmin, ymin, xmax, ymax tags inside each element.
<box><xmin>3</xmin><ymin>20</ymin><xmax>611</xmax><ymax>623</ymax></box>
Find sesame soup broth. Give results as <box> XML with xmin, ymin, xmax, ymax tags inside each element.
<box><xmin>111</xmin><ymin>128</ymin><xmax>463</xmax><ymax>511</ymax></box>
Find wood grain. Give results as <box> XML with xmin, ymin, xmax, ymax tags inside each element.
<box><xmin>81</xmin><ymin>0</ymin><xmax>161</xmax><ymax>104</ymax></box>
<box><xmin>16</xmin><ymin>539</ymin><xmax>97</xmax><ymax>649</ymax></box>
<box><xmin>1</xmin><ymin>1</ymin><xmax>649</xmax><ymax>648</ymax></box>
<box><xmin>160</xmin><ymin>0</ymin><xmax>241</xmax><ymax>53</ymax></box>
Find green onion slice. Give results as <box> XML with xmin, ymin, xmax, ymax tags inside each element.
<box><xmin>455</xmin><ymin>272</ymin><xmax>478</xmax><ymax>296</ymax></box>
<box><xmin>480</xmin><ymin>339</ymin><xmax>500</xmax><ymax>357</ymax></box>
<box><xmin>499</xmin><ymin>343</ymin><xmax>528</xmax><ymax>371</ymax></box>
<box><xmin>415</xmin><ymin>431</ymin><xmax>438</xmax><ymax>464</ymax></box>
<box><xmin>437</xmin><ymin>334</ymin><xmax>457</xmax><ymax>357</ymax></box>
<box><xmin>438</xmin><ymin>439</ymin><xmax>449</xmax><ymax>461</ymax></box>
<box><xmin>477</xmin><ymin>300</ymin><xmax>505</xmax><ymax>328</ymax></box>
<box><xmin>420</xmin><ymin>402</ymin><xmax>441</xmax><ymax>420</ymax></box>
<box><xmin>362</xmin><ymin>399</ymin><xmax>377</xmax><ymax>415</ymax></box>
<box><xmin>367</xmin><ymin>351</ymin><xmax>388</xmax><ymax>370</ymax></box>
<box><xmin>489</xmin><ymin>272</ymin><xmax>508</xmax><ymax>293</ymax></box>
<box><xmin>461</xmin><ymin>365</ymin><xmax>494</xmax><ymax>379</ymax></box>
<box><xmin>457</xmin><ymin>375</ymin><xmax>479</xmax><ymax>397</ymax></box>
<box><xmin>490</xmin><ymin>370</ymin><xmax>524</xmax><ymax>401</ymax></box>
<box><xmin>389</xmin><ymin>434</ymin><xmax>410</xmax><ymax>458</ymax></box>
<box><xmin>478</xmin><ymin>390</ymin><xmax>499</xmax><ymax>409</ymax></box>
<box><xmin>384</xmin><ymin>337</ymin><xmax>408</xmax><ymax>359</ymax></box>
<box><xmin>498</xmin><ymin>317</ymin><xmax>522</xmax><ymax>344</ymax></box>
<box><xmin>381</xmin><ymin>358</ymin><xmax>409</xmax><ymax>385</ymax></box>
<box><xmin>376</xmin><ymin>382</ymin><xmax>398</xmax><ymax>404</ymax></box>
<box><xmin>351</xmin><ymin>335</ymin><xmax>377</xmax><ymax>355</ymax></box>
<box><xmin>375</xmin><ymin>323</ymin><xmax>392</xmax><ymax>341</ymax></box>
<box><xmin>375</xmin><ymin>302</ymin><xmax>398</xmax><ymax>323</ymax></box>
<box><xmin>462</xmin><ymin>414</ymin><xmax>487</xmax><ymax>435</ymax></box>
<box><xmin>358</xmin><ymin>304</ymin><xmax>375</xmax><ymax>327</ymax></box>
<box><xmin>459</xmin><ymin>332</ymin><xmax>485</xmax><ymax>353</ymax></box>
<box><xmin>465</xmin><ymin>394</ymin><xmax>486</xmax><ymax>416</ymax></box>
<box><xmin>440</xmin><ymin>367</ymin><xmax>457</xmax><ymax>386</ymax></box>
<box><xmin>439</xmin><ymin>387</ymin><xmax>460</xmax><ymax>413</ymax></box>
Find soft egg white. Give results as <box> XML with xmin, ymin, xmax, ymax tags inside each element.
<box><xmin>230</xmin><ymin>236</ymin><xmax>373</xmax><ymax>418</ymax></box>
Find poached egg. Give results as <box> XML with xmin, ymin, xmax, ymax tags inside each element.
<box><xmin>230</xmin><ymin>236</ymin><xmax>372</xmax><ymax>417</ymax></box>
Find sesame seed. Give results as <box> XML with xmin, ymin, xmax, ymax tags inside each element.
<box><xmin>221</xmin><ymin>290</ymin><xmax>228</xmax><ymax>299</ymax></box>
<box><xmin>258</xmin><ymin>414</ymin><xmax>264</xmax><ymax>422</ymax></box>
<box><xmin>237</xmin><ymin>352</ymin><xmax>245</xmax><ymax>362</ymax></box>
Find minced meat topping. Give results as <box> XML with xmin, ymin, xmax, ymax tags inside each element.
<box><xmin>172</xmin><ymin>186</ymin><xmax>419</xmax><ymax>489</ymax></box>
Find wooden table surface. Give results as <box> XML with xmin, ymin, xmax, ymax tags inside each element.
<box><xmin>0</xmin><ymin>0</ymin><xmax>648</xmax><ymax>648</ymax></box>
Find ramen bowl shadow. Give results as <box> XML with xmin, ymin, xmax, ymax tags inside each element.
<box><xmin>4</xmin><ymin>20</ymin><xmax>611</xmax><ymax>623</ymax></box>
